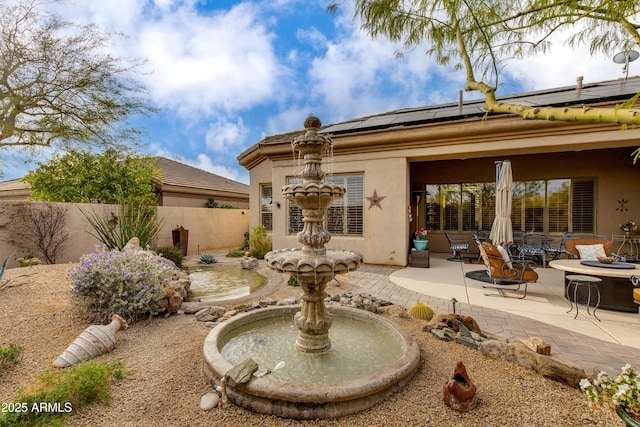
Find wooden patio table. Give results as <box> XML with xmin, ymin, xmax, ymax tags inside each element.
<box><xmin>549</xmin><ymin>259</ymin><xmax>640</xmax><ymax>312</ymax></box>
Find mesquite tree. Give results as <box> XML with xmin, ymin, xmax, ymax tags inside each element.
<box><xmin>0</xmin><ymin>0</ymin><xmax>155</xmax><ymax>154</ymax></box>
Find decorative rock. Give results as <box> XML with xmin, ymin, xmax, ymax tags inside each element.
<box><xmin>431</xmin><ymin>329</ymin><xmax>449</xmax><ymax>340</ymax></box>
<box><xmin>195</xmin><ymin>308</ymin><xmax>219</xmax><ymax>322</ymax></box>
<box><xmin>470</xmin><ymin>332</ymin><xmax>485</xmax><ymax>342</ymax></box>
<box><xmin>199</xmin><ymin>392</ymin><xmax>219</xmax><ymax>410</ymax></box>
<box><xmin>479</xmin><ymin>339</ymin><xmax>510</xmax><ymax>359</ymax></box>
<box><xmin>455</xmin><ymin>319</ymin><xmax>472</xmax><ymax>337</ymax></box>
<box><xmin>443</xmin><ymin>361</ymin><xmax>478</xmax><ymax>412</ymax></box>
<box><xmin>208</xmin><ymin>306</ymin><xmax>225</xmax><ymax>316</ymax></box>
<box><xmin>53</xmin><ymin>314</ymin><xmax>128</xmax><ymax>368</ymax></box>
<box><xmin>455</xmin><ymin>336</ymin><xmax>480</xmax><ymax>350</ymax></box>
<box><xmin>431</xmin><ymin>314</ymin><xmax>481</xmax><ymax>333</ymax></box>
<box><xmin>379</xmin><ymin>305</ymin><xmax>410</xmax><ymax>319</ymax></box>
<box><xmin>224</xmin><ymin>358</ymin><xmax>258</xmax><ymax>387</ymax></box>
<box><xmin>122</xmin><ymin>237</ymin><xmax>141</xmax><ymax>251</ymax></box>
<box><xmin>479</xmin><ymin>340</ymin><xmax>586</xmax><ymax>387</ymax></box>
<box><xmin>519</xmin><ymin>337</ymin><xmax>551</xmax><ymax>355</ymax></box>
<box><xmin>241</xmin><ymin>256</ymin><xmax>258</xmax><ymax>270</ymax></box>
<box><xmin>247</xmin><ymin>302</ymin><xmax>261</xmax><ymax>311</ymax></box>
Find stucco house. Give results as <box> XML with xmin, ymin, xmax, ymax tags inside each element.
<box><xmin>0</xmin><ymin>156</ymin><xmax>249</xmax><ymax>208</ymax></box>
<box><xmin>238</xmin><ymin>76</ymin><xmax>640</xmax><ymax>266</ymax></box>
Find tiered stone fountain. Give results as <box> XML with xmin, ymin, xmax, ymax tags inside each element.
<box><xmin>202</xmin><ymin>116</ymin><xmax>420</xmax><ymax>419</ymax></box>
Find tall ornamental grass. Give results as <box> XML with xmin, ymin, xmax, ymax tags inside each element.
<box><xmin>80</xmin><ymin>201</ymin><xmax>164</xmax><ymax>250</ymax></box>
<box><xmin>249</xmin><ymin>224</ymin><xmax>272</xmax><ymax>259</ymax></box>
<box><xmin>69</xmin><ymin>248</ymin><xmax>173</xmax><ymax>324</ymax></box>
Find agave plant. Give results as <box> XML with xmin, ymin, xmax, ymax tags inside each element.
<box><xmin>200</xmin><ymin>254</ymin><xmax>216</xmax><ymax>264</ymax></box>
<box><xmin>0</xmin><ymin>251</ymin><xmax>31</xmax><ymax>291</ymax></box>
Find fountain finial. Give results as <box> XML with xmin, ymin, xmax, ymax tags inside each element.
<box><xmin>304</xmin><ymin>115</ymin><xmax>321</xmax><ymax>133</ymax></box>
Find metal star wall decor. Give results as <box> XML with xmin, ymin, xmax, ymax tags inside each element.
<box><xmin>617</xmin><ymin>198</ymin><xmax>629</xmax><ymax>212</ymax></box>
<box><xmin>366</xmin><ymin>189</ymin><xmax>386</xmax><ymax>210</ymax></box>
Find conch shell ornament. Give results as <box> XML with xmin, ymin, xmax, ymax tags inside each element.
<box><xmin>53</xmin><ymin>314</ymin><xmax>128</xmax><ymax>368</ymax></box>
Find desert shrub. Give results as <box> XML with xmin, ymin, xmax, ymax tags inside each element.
<box><xmin>0</xmin><ymin>360</ymin><xmax>126</xmax><ymax>427</ymax></box>
<box><xmin>225</xmin><ymin>248</ymin><xmax>245</xmax><ymax>258</ymax></box>
<box><xmin>249</xmin><ymin>224</ymin><xmax>272</xmax><ymax>259</ymax></box>
<box><xmin>155</xmin><ymin>246</ymin><xmax>184</xmax><ymax>268</ymax></box>
<box><xmin>287</xmin><ymin>275</ymin><xmax>300</xmax><ymax>287</ymax></box>
<box><xmin>0</xmin><ymin>344</ymin><xmax>23</xmax><ymax>371</ymax></box>
<box><xmin>69</xmin><ymin>248</ymin><xmax>173</xmax><ymax>324</ymax></box>
<box><xmin>1</xmin><ymin>202</ymin><xmax>68</xmax><ymax>264</ymax></box>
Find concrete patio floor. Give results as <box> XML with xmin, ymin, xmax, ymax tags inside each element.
<box><xmin>390</xmin><ymin>253</ymin><xmax>640</xmax><ymax>350</ymax></box>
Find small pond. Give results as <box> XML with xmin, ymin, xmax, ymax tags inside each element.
<box><xmin>187</xmin><ymin>266</ymin><xmax>268</xmax><ymax>303</ymax></box>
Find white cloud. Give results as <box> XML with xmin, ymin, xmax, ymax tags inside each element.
<box><xmin>489</xmin><ymin>27</ymin><xmax>623</xmax><ymax>93</ymax></box>
<box><xmin>265</xmin><ymin>107</ymin><xmax>309</xmax><ymax>135</ymax></box>
<box><xmin>204</xmin><ymin>118</ymin><xmax>249</xmax><ymax>153</ymax></box>
<box><xmin>51</xmin><ymin>1</ymin><xmax>285</xmax><ymax>119</ymax></box>
<box><xmin>304</xmin><ymin>10</ymin><xmax>447</xmax><ymax>122</ymax></box>
<box><xmin>136</xmin><ymin>4</ymin><xmax>284</xmax><ymax>117</ymax></box>
<box><xmin>190</xmin><ymin>153</ymin><xmax>246</xmax><ymax>183</ymax></box>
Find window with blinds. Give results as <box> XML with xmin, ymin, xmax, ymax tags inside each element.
<box><xmin>571</xmin><ymin>180</ymin><xmax>595</xmax><ymax>232</ymax></box>
<box><xmin>260</xmin><ymin>184</ymin><xmax>273</xmax><ymax>231</ymax></box>
<box><xmin>426</xmin><ymin>178</ymin><xmax>595</xmax><ymax>233</ymax></box>
<box><xmin>287</xmin><ymin>174</ymin><xmax>364</xmax><ymax>236</ymax></box>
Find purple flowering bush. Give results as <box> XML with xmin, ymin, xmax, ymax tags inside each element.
<box><xmin>69</xmin><ymin>248</ymin><xmax>173</xmax><ymax>323</ymax></box>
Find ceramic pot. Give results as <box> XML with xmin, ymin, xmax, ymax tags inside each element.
<box><xmin>53</xmin><ymin>314</ymin><xmax>128</xmax><ymax>368</ymax></box>
<box><xmin>172</xmin><ymin>229</ymin><xmax>189</xmax><ymax>256</ymax></box>
<box><xmin>616</xmin><ymin>407</ymin><xmax>640</xmax><ymax>427</ymax></box>
<box><xmin>413</xmin><ymin>239</ymin><xmax>428</xmax><ymax>251</ymax></box>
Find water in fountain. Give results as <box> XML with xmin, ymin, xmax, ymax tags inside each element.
<box><xmin>186</xmin><ymin>266</ymin><xmax>267</xmax><ymax>303</ymax></box>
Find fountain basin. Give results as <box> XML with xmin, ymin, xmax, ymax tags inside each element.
<box><xmin>265</xmin><ymin>248</ymin><xmax>363</xmax><ymax>279</ymax></box>
<box><xmin>182</xmin><ymin>266</ymin><xmax>283</xmax><ymax>311</ymax></box>
<box><xmin>186</xmin><ymin>266</ymin><xmax>267</xmax><ymax>303</ymax></box>
<box><xmin>202</xmin><ymin>305</ymin><xmax>420</xmax><ymax>419</ymax></box>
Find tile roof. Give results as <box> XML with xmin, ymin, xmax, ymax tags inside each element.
<box><xmin>155</xmin><ymin>157</ymin><xmax>248</xmax><ymax>195</ymax></box>
<box><xmin>0</xmin><ymin>179</ymin><xmax>29</xmax><ymax>192</ymax></box>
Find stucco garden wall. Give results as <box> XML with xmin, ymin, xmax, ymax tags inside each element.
<box><xmin>0</xmin><ymin>202</ymin><xmax>250</xmax><ymax>268</ymax></box>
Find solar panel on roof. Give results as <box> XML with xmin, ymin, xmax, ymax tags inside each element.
<box><xmin>319</xmin><ymin>76</ymin><xmax>640</xmax><ymax>135</ymax></box>
<box><xmin>350</xmin><ymin>115</ymin><xmax>400</xmax><ymax>129</ymax></box>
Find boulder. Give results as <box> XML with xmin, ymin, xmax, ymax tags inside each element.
<box><xmin>431</xmin><ymin>314</ymin><xmax>481</xmax><ymax>333</ymax></box>
<box><xmin>241</xmin><ymin>256</ymin><xmax>259</xmax><ymax>270</ymax></box>
<box><xmin>519</xmin><ymin>337</ymin><xmax>551</xmax><ymax>355</ymax></box>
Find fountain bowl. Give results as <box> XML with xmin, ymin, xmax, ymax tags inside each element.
<box><xmin>202</xmin><ymin>305</ymin><xmax>420</xmax><ymax>419</ymax></box>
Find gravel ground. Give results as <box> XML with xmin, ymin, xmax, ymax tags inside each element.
<box><xmin>0</xmin><ymin>263</ymin><xmax>622</xmax><ymax>426</ymax></box>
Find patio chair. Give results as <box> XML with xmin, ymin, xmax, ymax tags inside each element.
<box><xmin>517</xmin><ymin>232</ymin><xmax>552</xmax><ymax>267</ymax></box>
<box><xmin>475</xmin><ymin>237</ymin><xmax>538</xmax><ymax>298</ymax></box>
<box><xmin>444</xmin><ymin>232</ymin><xmax>470</xmax><ymax>262</ymax></box>
<box><xmin>564</xmin><ymin>235</ymin><xmax>613</xmax><ymax>259</ymax></box>
<box><xmin>543</xmin><ymin>233</ymin><xmax>570</xmax><ymax>262</ymax></box>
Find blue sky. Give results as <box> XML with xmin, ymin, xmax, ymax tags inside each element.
<box><xmin>3</xmin><ymin>0</ymin><xmax>628</xmax><ymax>184</ymax></box>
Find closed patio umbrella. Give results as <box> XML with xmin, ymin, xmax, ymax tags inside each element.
<box><xmin>489</xmin><ymin>160</ymin><xmax>513</xmax><ymax>246</ymax></box>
